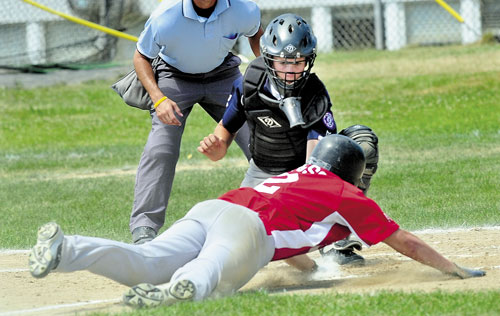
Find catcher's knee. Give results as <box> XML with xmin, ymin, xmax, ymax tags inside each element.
<box><xmin>339</xmin><ymin>125</ymin><xmax>379</xmax><ymax>193</ymax></box>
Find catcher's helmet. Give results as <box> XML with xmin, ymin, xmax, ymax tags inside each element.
<box><xmin>260</xmin><ymin>14</ymin><xmax>317</xmax><ymax>98</ymax></box>
<box><xmin>307</xmin><ymin>134</ymin><xmax>366</xmax><ymax>186</ymax></box>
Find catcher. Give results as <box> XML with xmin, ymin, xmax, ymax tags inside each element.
<box><xmin>198</xmin><ymin>13</ymin><xmax>378</xmax><ymax>267</ymax></box>
<box><xmin>29</xmin><ymin>135</ymin><xmax>485</xmax><ymax>308</ymax></box>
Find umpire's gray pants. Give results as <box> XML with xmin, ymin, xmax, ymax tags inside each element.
<box><xmin>130</xmin><ymin>55</ymin><xmax>251</xmax><ymax>233</ymax></box>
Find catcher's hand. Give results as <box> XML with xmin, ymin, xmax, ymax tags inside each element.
<box><xmin>197</xmin><ymin>134</ymin><xmax>227</xmax><ymax>161</ymax></box>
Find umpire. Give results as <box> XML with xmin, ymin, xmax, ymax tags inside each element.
<box><xmin>130</xmin><ymin>0</ymin><xmax>263</xmax><ymax>244</ymax></box>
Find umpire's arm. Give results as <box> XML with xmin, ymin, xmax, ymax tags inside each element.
<box><xmin>134</xmin><ymin>50</ymin><xmax>182</xmax><ymax>125</ymax></box>
<box><xmin>248</xmin><ymin>26</ymin><xmax>264</xmax><ymax>57</ymax></box>
<box><xmin>134</xmin><ymin>50</ymin><xmax>163</xmax><ymax>105</ymax></box>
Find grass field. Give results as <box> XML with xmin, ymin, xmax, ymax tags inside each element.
<box><xmin>1</xmin><ymin>43</ymin><xmax>500</xmax><ymax>315</ymax></box>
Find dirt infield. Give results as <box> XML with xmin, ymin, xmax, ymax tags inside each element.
<box><xmin>1</xmin><ymin>227</ymin><xmax>499</xmax><ymax>315</ymax></box>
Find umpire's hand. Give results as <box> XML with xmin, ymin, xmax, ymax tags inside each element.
<box><xmin>155</xmin><ymin>98</ymin><xmax>183</xmax><ymax>126</ymax></box>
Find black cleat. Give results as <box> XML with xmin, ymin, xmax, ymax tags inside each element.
<box><xmin>132</xmin><ymin>226</ymin><xmax>157</xmax><ymax>244</ymax></box>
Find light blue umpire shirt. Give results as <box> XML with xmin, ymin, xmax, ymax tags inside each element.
<box><xmin>137</xmin><ymin>0</ymin><xmax>261</xmax><ymax>74</ymax></box>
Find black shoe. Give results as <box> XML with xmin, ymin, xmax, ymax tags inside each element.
<box><xmin>132</xmin><ymin>226</ymin><xmax>157</xmax><ymax>244</ymax></box>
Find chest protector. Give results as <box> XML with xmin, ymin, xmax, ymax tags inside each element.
<box><xmin>242</xmin><ymin>57</ymin><xmax>330</xmax><ymax>174</ymax></box>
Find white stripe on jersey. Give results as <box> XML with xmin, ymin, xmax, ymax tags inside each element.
<box><xmin>271</xmin><ymin>211</ymin><xmax>360</xmax><ymax>250</ymax></box>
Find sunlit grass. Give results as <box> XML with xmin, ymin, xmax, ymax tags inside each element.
<box><xmin>1</xmin><ymin>44</ymin><xmax>499</xmax><ymax>316</ymax></box>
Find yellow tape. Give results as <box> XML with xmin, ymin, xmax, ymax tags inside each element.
<box><xmin>22</xmin><ymin>0</ymin><xmax>138</xmax><ymax>42</ymax></box>
<box><xmin>434</xmin><ymin>0</ymin><xmax>465</xmax><ymax>23</ymax></box>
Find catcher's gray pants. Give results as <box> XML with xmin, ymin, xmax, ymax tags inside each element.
<box><xmin>55</xmin><ymin>200</ymin><xmax>275</xmax><ymax>301</ymax></box>
<box><xmin>240</xmin><ymin>159</ymin><xmax>275</xmax><ymax>188</ymax></box>
<box><xmin>130</xmin><ymin>55</ymin><xmax>251</xmax><ymax>233</ymax></box>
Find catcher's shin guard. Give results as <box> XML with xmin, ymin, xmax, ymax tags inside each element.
<box><xmin>339</xmin><ymin>125</ymin><xmax>379</xmax><ymax>194</ymax></box>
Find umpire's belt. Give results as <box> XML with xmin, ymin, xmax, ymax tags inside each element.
<box><xmin>156</xmin><ymin>53</ymin><xmax>241</xmax><ymax>83</ymax></box>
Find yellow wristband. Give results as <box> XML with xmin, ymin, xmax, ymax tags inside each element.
<box><xmin>154</xmin><ymin>96</ymin><xmax>168</xmax><ymax>109</ymax></box>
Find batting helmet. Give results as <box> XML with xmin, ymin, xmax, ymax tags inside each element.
<box><xmin>307</xmin><ymin>134</ymin><xmax>366</xmax><ymax>186</ymax></box>
<box><xmin>260</xmin><ymin>13</ymin><xmax>317</xmax><ymax>98</ymax></box>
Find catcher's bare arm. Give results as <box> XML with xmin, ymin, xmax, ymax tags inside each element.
<box><xmin>383</xmin><ymin>229</ymin><xmax>485</xmax><ymax>278</ymax></box>
<box><xmin>198</xmin><ymin>120</ymin><xmax>236</xmax><ymax>161</ymax></box>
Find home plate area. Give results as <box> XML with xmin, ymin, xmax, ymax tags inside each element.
<box><xmin>1</xmin><ymin>227</ymin><xmax>499</xmax><ymax>315</ymax></box>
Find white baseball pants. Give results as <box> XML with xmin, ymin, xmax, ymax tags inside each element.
<box><xmin>55</xmin><ymin>200</ymin><xmax>275</xmax><ymax>301</ymax></box>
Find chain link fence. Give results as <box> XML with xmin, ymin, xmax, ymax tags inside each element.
<box><xmin>0</xmin><ymin>0</ymin><xmax>499</xmax><ymax>69</ymax></box>
<box><xmin>247</xmin><ymin>0</ymin><xmax>499</xmax><ymax>53</ymax></box>
<box><xmin>0</xmin><ymin>0</ymin><xmax>155</xmax><ymax>69</ymax></box>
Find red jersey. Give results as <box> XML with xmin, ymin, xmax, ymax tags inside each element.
<box><xmin>219</xmin><ymin>164</ymin><xmax>399</xmax><ymax>260</ymax></box>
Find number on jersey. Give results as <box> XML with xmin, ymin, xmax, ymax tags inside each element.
<box><xmin>254</xmin><ymin>164</ymin><xmax>327</xmax><ymax>194</ymax></box>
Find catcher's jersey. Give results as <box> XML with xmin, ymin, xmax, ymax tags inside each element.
<box><xmin>219</xmin><ymin>164</ymin><xmax>399</xmax><ymax>260</ymax></box>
